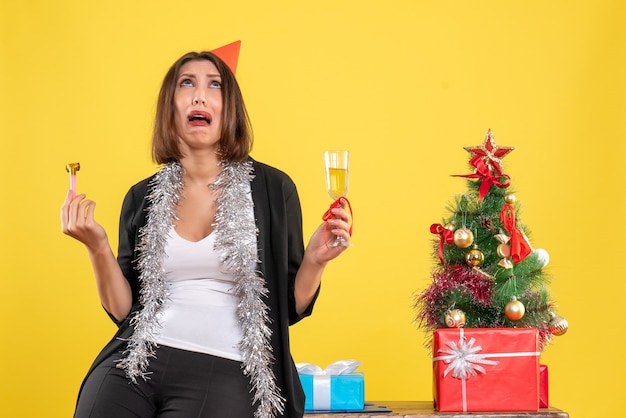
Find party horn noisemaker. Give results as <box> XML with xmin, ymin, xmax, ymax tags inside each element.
<box><xmin>66</xmin><ymin>162</ymin><xmax>80</xmax><ymax>199</ymax></box>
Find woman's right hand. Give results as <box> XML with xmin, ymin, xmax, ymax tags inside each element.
<box><xmin>60</xmin><ymin>189</ymin><xmax>132</xmax><ymax>320</ymax></box>
<box><xmin>60</xmin><ymin>189</ymin><xmax>108</xmax><ymax>252</ymax></box>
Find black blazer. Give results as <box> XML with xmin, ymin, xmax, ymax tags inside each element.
<box><xmin>77</xmin><ymin>158</ymin><xmax>319</xmax><ymax>417</ymax></box>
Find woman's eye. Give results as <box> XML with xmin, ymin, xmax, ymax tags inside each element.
<box><xmin>210</xmin><ymin>80</ymin><xmax>222</xmax><ymax>89</ymax></box>
<box><xmin>180</xmin><ymin>79</ymin><xmax>193</xmax><ymax>87</ymax></box>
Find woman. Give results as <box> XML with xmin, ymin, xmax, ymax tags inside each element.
<box><xmin>60</xmin><ymin>51</ymin><xmax>351</xmax><ymax>418</ymax></box>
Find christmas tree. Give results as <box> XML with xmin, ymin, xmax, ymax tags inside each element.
<box><xmin>415</xmin><ymin>130</ymin><xmax>568</xmax><ymax>351</ymax></box>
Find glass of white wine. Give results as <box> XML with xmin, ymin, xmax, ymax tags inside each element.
<box><xmin>324</xmin><ymin>150</ymin><xmax>350</xmax><ymax>247</ymax></box>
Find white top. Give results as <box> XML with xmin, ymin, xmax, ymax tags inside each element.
<box><xmin>156</xmin><ymin>226</ymin><xmax>244</xmax><ymax>361</ymax></box>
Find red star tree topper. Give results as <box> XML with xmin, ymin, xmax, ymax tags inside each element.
<box><xmin>464</xmin><ymin>129</ymin><xmax>514</xmax><ymax>176</ymax></box>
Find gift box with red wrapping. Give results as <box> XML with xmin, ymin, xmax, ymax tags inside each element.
<box><xmin>540</xmin><ymin>364</ymin><xmax>549</xmax><ymax>408</ymax></box>
<box><xmin>433</xmin><ymin>328</ymin><xmax>540</xmax><ymax>412</ymax></box>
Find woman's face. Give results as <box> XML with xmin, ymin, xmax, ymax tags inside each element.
<box><xmin>174</xmin><ymin>59</ymin><xmax>223</xmax><ymax>155</ymax></box>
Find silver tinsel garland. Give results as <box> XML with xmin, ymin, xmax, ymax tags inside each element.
<box><xmin>212</xmin><ymin>161</ymin><xmax>285</xmax><ymax>418</ymax></box>
<box><xmin>117</xmin><ymin>160</ymin><xmax>283</xmax><ymax>418</ymax></box>
<box><xmin>116</xmin><ymin>162</ymin><xmax>183</xmax><ymax>381</ymax></box>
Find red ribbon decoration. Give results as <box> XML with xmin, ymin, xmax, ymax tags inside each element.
<box><xmin>500</xmin><ymin>204</ymin><xmax>532</xmax><ymax>263</ymax></box>
<box><xmin>454</xmin><ymin>156</ymin><xmax>511</xmax><ymax>202</ymax></box>
<box><xmin>322</xmin><ymin>198</ymin><xmax>353</xmax><ymax>249</ymax></box>
<box><xmin>431</xmin><ymin>224</ymin><xmax>453</xmax><ymax>264</ymax></box>
<box><xmin>430</xmin><ymin>224</ymin><xmax>462</xmax><ymax>270</ymax></box>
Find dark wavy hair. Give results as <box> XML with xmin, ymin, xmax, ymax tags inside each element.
<box><xmin>152</xmin><ymin>51</ymin><xmax>252</xmax><ymax>164</ymax></box>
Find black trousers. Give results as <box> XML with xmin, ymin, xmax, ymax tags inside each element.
<box><xmin>74</xmin><ymin>345</ymin><xmax>256</xmax><ymax>418</ymax></box>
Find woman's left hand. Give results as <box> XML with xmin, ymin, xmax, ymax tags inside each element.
<box><xmin>305</xmin><ymin>198</ymin><xmax>352</xmax><ymax>264</ymax></box>
<box><xmin>294</xmin><ymin>198</ymin><xmax>352</xmax><ymax>313</ymax></box>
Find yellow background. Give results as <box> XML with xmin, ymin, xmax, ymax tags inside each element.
<box><xmin>1</xmin><ymin>1</ymin><xmax>624</xmax><ymax>417</ymax></box>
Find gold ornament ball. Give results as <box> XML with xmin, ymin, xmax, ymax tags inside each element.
<box><xmin>453</xmin><ymin>227</ymin><xmax>474</xmax><ymax>249</ymax></box>
<box><xmin>504</xmin><ymin>297</ymin><xmax>525</xmax><ymax>321</ymax></box>
<box><xmin>504</xmin><ymin>193</ymin><xmax>517</xmax><ymax>204</ymax></box>
<box><xmin>444</xmin><ymin>223</ymin><xmax>456</xmax><ymax>231</ymax></box>
<box><xmin>445</xmin><ymin>309</ymin><xmax>466</xmax><ymax>328</ymax></box>
<box><xmin>466</xmin><ymin>248</ymin><xmax>485</xmax><ymax>267</ymax></box>
<box><xmin>549</xmin><ymin>315</ymin><xmax>569</xmax><ymax>336</ymax></box>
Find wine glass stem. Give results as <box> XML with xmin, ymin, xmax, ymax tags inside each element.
<box><xmin>333</xmin><ymin>234</ymin><xmax>350</xmax><ymax>247</ymax></box>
